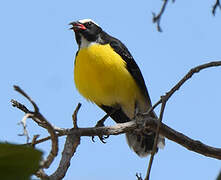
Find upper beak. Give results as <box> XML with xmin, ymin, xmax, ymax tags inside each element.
<box><xmin>69</xmin><ymin>21</ymin><xmax>86</xmax><ymax>31</ymax></box>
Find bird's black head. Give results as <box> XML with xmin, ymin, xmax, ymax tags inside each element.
<box><xmin>69</xmin><ymin>19</ymin><xmax>102</xmax><ymax>48</ymax></box>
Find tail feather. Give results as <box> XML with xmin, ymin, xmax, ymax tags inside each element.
<box><xmin>99</xmin><ymin>104</ymin><xmax>165</xmax><ymax>157</ymax></box>
<box><xmin>126</xmin><ymin>110</ymin><xmax>165</xmax><ymax>157</ymax></box>
<box><xmin>126</xmin><ymin>132</ymin><xmax>165</xmax><ymax>157</ymax></box>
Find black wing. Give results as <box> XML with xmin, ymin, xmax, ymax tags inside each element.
<box><xmin>100</xmin><ymin>31</ymin><xmax>152</xmax><ymax>105</ymax></box>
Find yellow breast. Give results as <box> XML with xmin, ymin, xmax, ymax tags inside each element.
<box><xmin>74</xmin><ymin>44</ymin><xmax>141</xmax><ymax>117</ymax></box>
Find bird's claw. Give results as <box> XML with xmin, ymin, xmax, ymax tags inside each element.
<box><xmin>99</xmin><ymin>135</ymin><xmax>109</xmax><ymax>143</ymax></box>
<box><xmin>91</xmin><ymin>119</ymin><xmax>109</xmax><ymax>143</ymax></box>
<box><xmin>91</xmin><ymin>134</ymin><xmax>109</xmax><ymax>143</ymax></box>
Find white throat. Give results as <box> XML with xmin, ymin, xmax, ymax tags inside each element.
<box><xmin>80</xmin><ymin>35</ymin><xmax>97</xmax><ymax>49</ymax></box>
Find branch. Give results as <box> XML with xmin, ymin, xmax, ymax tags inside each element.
<box><xmin>72</xmin><ymin>103</ymin><xmax>81</xmax><ymax>128</ymax></box>
<box><xmin>25</xmin><ymin>117</ymin><xmax>221</xmax><ymax>160</ymax></box>
<box><xmin>152</xmin><ymin>0</ymin><xmax>220</xmax><ymax>32</ymax></box>
<box><xmin>79</xmin><ymin>117</ymin><xmax>221</xmax><ymax>159</ymax></box>
<box><xmin>48</xmin><ymin>105</ymin><xmax>81</xmax><ymax>180</ymax></box>
<box><xmin>144</xmin><ymin>61</ymin><xmax>221</xmax><ymax>118</ymax></box>
<box><xmin>152</xmin><ymin>0</ymin><xmax>169</xmax><ymax>32</ymax></box>
<box><xmin>212</xmin><ymin>0</ymin><xmax>221</xmax><ymax>15</ymax></box>
<box><xmin>145</xmin><ymin>97</ymin><xmax>166</xmax><ymax>180</ymax></box>
<box><xmin>11</xmin><ymin>61</ymin><xmax>221</xmax><ymax>179</ymax></box>
<box><xmin>144</xmin><ymin>61</ymin><xmax>221</xmax><ymax>179</ymax></box>
<box><xmin>49</xmin><ymin>134</ymin><xmax>80</xmax><ymax>180</ymax></box>
<box><xmin>12</xmin><ymin>92</ymin><xmax>82</xmax><ymax>179</ymax></box>
<box><xmin>12</xmin><ymin>86</ymin><xmax>59</xmax><ymax>177</ymax></box>
<box><xmin>164</xmin><ymin>61</ymin><xmax>221</xmax><ymax>102</ymax></box>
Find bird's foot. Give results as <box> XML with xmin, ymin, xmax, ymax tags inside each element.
<box><xmin>91</xmin><ymin>115</ymin><xmax>109</xmax><ymax>143</ymax></box>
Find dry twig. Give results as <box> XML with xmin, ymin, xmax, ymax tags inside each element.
<box><xmin>72</xmin><ymin>103</ymin><xmax>81</xmax><ymax>128</ymax></box>
<box><xmin>212</xmin><ymin>0</ymin><xmax>221</xmax><ymax>15</ymax></box>
<box><xmin>152</xmin><ymin>0</ymin><xmax>171</xmax><ymax>32</ymax></box>
<box><xmin>23</xmin><ymin>117</ymin><xmax>221</xmax><ymax>160</ymax></box>
<box><xmin>12</xmin><ymin>92</ymin><xmax>82</xmax><ymax>179</ymax></box>
<box><xmin>152</xmin><ymin>0</ymin><xmax>220</xmax><ymax>32</ymax></box>
<box><xmin>136</xmin><ymin>173</ymin><xmax>143</xmax><ymax>180</ymax></box>
<box><xmin>12</xmin><ymin>86</ymin><xmax>59</xmax><ymax>178</ymax></box>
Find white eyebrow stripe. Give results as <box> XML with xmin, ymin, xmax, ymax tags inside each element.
<box><xmin>78</xmin><ymin>19</ymin><xmax>99</xmax><ymax>27</ymax></box>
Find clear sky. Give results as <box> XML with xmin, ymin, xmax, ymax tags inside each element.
<box><xmin>0</xmin><ymin>0</ymin><xmax>221</xmax><ymax>179</ymax></box>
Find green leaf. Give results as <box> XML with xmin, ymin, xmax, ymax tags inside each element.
<box><xmin>0</xmin><ymin>143</ymin><xmax>42</xmax><ymax>180</ymax></box>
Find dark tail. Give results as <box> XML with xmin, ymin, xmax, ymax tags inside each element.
<box><xmin>100</xmin><ymin>105</ymin><xmax>165</xmax><ymax>157</ymax></box>
<box><xmin>126</xmin><ymin>131</ymin><xmax>165</xmax><ymax>157</ymax></box>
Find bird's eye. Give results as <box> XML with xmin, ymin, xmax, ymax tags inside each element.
<box><xmin>86</xmin><ymin>22</ymin><xmax>92</xmax><ymax>26</ymax></box>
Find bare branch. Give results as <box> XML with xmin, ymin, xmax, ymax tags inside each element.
<box><xmin>13</xmin><ymin>85</ymin><xmax>39</xmax><ymax>113</ymax></box>
<box><xmin>72</xmin><ymin>103</ymin><xmax>81</xmax><ymax>128</ymax></box>
<box><xmin>145</xmin><ymin>61</ymin><xmax>221</xmax><ymax>118</ymax></box>
<box><xmin>152</xmin><ymin>0</ymin><xmax>170</xmax><ymax>32</ymax></box>
<box><xmin>164</xmin><ymin>61</ymin><xmax>221</xmax><ymax>102</ymax></box>
<box><xmin>27</xmin><ymin>134</ymin><xmax>59</xmax><ymax>146</ymax></box>
<box><xmin>136</xmin><ymin>173</ymin><xmax>143</xmax><ymax>180</ymax></box>
<box><xmin>11</xmin><ymin>99</ymin><xmax>30</xmax><ymax>113</ymax></box>
<box><xmin>26</xmin><ymin>118</ymin><xmax>221</xmax><ymax>160</ymax></box>
<box><xmin>11</xmin><ymin>61</ymin><xmax>221</xmax><ymax>179</ymax></box>
<box><xmin>48</xmin><ymin>104</ymin><xmax>81</xmax><ymax>180</ymax></box>
<box><xmin>49</xmin><ymin>134</ymin><xmax>80</xmax><ymax>180</ymax></box>
<box><xmin>17</xmin><ymin>113</ymin><xmax>33</xmax><ymax>143</ymax></box>
<box><xmin>12</xmin><ymin>86</ymin><xmax>59</xmax><ymax>172</ymax></box>
<box><xmin>12</xmin><ymin>96</ymin><xmax>83</xmax><ymax>179</ymax></box>
<box><xmin>212</xmin><ymin>0</ymin><xmax>221</xmax><ymax>15</ymax></box>
<box><xmin>144</xmin><ymin>61</ymin><xmax>221</xmax><ymax>178</ymax></box>
<box><xmin>152</xmin><ymin>0</ymin><xmax>220</xmax><ymax>32</ymax></box>
<box><xmin>145</xmin><ymin>96</ymin><xmax>167</xmax><ymax>180</ymax></box>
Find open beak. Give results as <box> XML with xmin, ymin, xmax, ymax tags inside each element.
<box><xmin>69</xmin><ymin>21</ymin><xmax>86</xmax><ymax>31</ymax></box>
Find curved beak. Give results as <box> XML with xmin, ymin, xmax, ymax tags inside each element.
<box><xmin>69</xmin><ymin>21</ymin><xmax>86</xmax><ymax>31</ymax></box>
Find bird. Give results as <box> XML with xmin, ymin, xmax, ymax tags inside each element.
<box><xmin>70</xmin><ymin>19</ymin><xmax>165</xmax><ymax>157</ymax></box>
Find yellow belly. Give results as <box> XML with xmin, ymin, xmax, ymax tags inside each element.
<box><xmin>74</xmin><ymin>44</ymin><xmax>141</xmax><ymax>118</ymax></box>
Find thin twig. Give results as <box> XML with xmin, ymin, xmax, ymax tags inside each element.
<box><xmin>212</xmin><ymin>0</ymin><xmax>221</xmax><ymax>15</ymax></box>
<box><xmin>26</xmin><ymin>134</ymin><xmax>60</xmax><ymax>146</ymax></box>
<box><xmin>144</xmin><ymin>61</ymin><xmax>221</xmax><ymax>117</ymax></box>
<box><xmin>152</xmin><ymin>0</ymin><xmax>169</xmax><ymax>32</ymax></box>
<box><xmin>17</xmin><ymin>113</ymin><xmax>33</xmax><ymax>143</ymax></box>
<box><xmin>145</xmin><ymin>97</ymin><xmax>166</xmax><ymax>180</ymax></box>
<box><xmin>136</xmin><ymin>173</ymin><xmax>143</xmax><ymax>180</ymax></box>
<box><xmin>31</xmin><ymin>134</ymin><xmax>40</xmax><ymax>148</ymax></box>
<box><xmin>13</xmin><ymin>85</ymin><xmax>39</xmax><ymax>112</ymax></box>
<box><xmin>164</xmin><ymin>61</ymin><xmax>221</xmax><ymax>101</ymax></box>
<box><xmin>23</xmin><ymin>118</ymin><xmax>221</xmax><ymax>160</ymax></box>
<box><xmin>11</xmin><ymin>99</ymin><xmax>30</xmax><ymax>113</ymax></box>
<box><xmin>72</xmin><ymin>103</ymin><xmax>81</xmax><ymax>128</ymax></box>
<box><xmin>12</xmin><ymin>86</ymin><xmax>59</xmax><ymax>171</ymax></box>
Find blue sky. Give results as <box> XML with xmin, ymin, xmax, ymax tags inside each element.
<box><xmin>0</xmin><ymin>0</ymin><xmax>221</xmax><ymax>179</ymax></box>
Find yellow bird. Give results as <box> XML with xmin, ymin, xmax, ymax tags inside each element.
<box><xmin>70</xmin><ymin>19</ymin><xmax>165</xmax><ymax>157</ymax></box>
